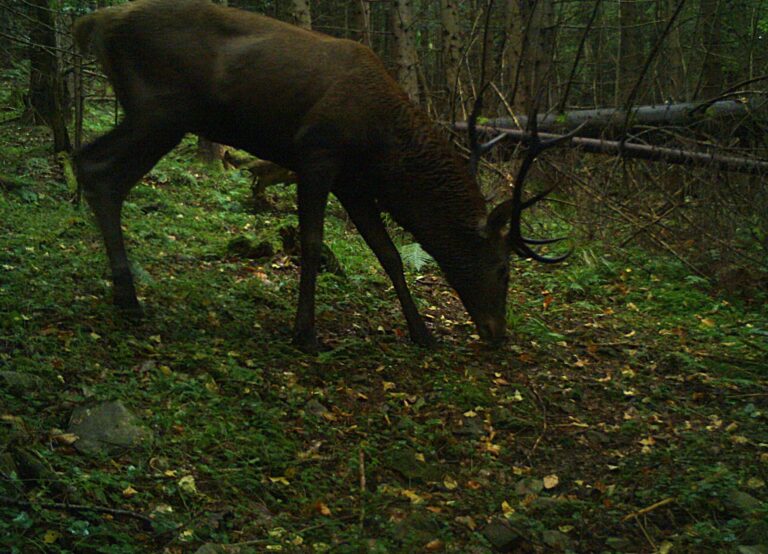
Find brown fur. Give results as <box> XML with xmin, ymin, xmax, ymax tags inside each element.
<box><xmin>73</xmin><ymin>0</ymin><xmax>516</xmax><ymax>348</ymax></box>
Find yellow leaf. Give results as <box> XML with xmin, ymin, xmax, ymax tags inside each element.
<box><xmin>443</xmin><ymin>475</ymin><xmax>458</xmax><ymax>490</ymax></box>
<box><xmin>725</xmin><ymin>422</ymin><xmax>738</xmax><ymax>433</ymax></box>
<box><xmin>658</xmin><ymin>542</ymin><xmax>673</xmax><ymax>554</ymax></box>
<box><xmin>163</xmin><ymin>469</ymin><xmax>178</xmax><ymax>478</ymax></box>
<box><xmin>178</xmin><ymin>475</ymin><xmax>197</xmax><ymax>494</ymax></box>
<box><xmin>731</xmin><ymin>435</ymin><xmax>749</xmax><ymax>445</ymax></box>
<box><xmin>760</xmin><ymin>453</ymin><xmax>768</xmax><ymax>464</ymax></box>
<box><xmin>747</xmin><ymin>477</ymin><xmax>765</xmax><ymax>489</ymax></box>
<box><xmin>700</xmin><ymin>318</ymin><xmax>716</xmax><ymax>328</ymax></box>
<box><xmin>455</xmin><ymin>515</ymin><xmax>477</xmax><ymax>530</ymax></box>
<box><xmin>639</xmin><ymin>436</ymin><xmax>656</xmax><ymax>447</ymax></box>
<box><xmin>501</xmin><ymin>500</ymin><xmax>515</xmax><ymax>516</ymax></box>
<box><xmin>415</xmin><ymin>452</ymin><xmax>426</xmax><ymax>462</ymax></box>
<box><xmin>559</xmin><ymin>525</ymin><xmax>574</xmax><ymax>533</ymax></box>
<box><xmin>402</xmin><ymin>489</ymin><xmax>424</xmax><ymax>504</ymax></box>
<box><xmin>51</xmin><ymin>432</ymin><xmax>79</xmax><ymax>445</ymax></box>
<box><xmin>463</xmin><ymin>410</ymin><xmax>477</xmax><ymax>417</ymax></box>
<box><xmin>122</xmin><ymin>486</ymin><xmax>138</xmax><ymax>497</ymax></box>
<box><xmin>269</xmin><ymin>476</ymin><xmax>290</xmax><ymax>486</ymax></box>
<box><xmin>43</xmin><ymin>530</ymin><xmax>61</xmax><ymax>544</ymax></box>
<box><xmin>543</xmin><ymin>474</ymin><xmax>559</xmax><ymax>489</ymax></box>
<box><xmin>315</xmin><ymin>501</ymin><xmax>332</xmax><ymax>516</ymax></box>
<box><xmin>425</xmin><ymin>539</ymin><xmax>444</xmax><ymax>551</ymax></box>
<box><xmin>382</xmin><ymin>381</ymin><xmax>396</xmax><ymax>391</ymax></box>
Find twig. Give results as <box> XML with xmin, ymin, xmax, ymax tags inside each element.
<box><xmin>622</xmin><ymin>496</ymin><xmax>675</xmax><ymax>522</ymax></box>
<box><xmin>0</xmin><ymin>494</ymin><xmax>155</xmax><ymax>528</ymax></box>
<box><xmin>358</xmin><ymin>446</ymin><xmax>366</xmax><ymax>532</ymax></box>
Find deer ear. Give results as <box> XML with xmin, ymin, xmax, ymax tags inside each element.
<box><xmin>485</xmin><ymin>199</ymin><xmax>515</xmax><ymax>237</ymax></box>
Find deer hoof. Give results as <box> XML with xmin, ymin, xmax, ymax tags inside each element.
<box><xmin>411</xmin><ymin>328</ymin><xmax>437</xmax><ymax>349</ymax></box>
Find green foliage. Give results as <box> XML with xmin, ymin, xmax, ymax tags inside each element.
<box><xmin>399</xmin><ymin>242</ymin><xmax>433</xmax><ymax>271</ymax></box>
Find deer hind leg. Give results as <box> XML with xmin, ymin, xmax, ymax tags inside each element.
<box><xmin>74</xmin><ymin>120</ymin><xmax>182</xmax><ymax>315</ymax></box>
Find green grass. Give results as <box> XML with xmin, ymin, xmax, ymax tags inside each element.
<box><xmin>1</xmin><ymin>115</ymin><xmax>767</xmax><ymax>553</ymax></box>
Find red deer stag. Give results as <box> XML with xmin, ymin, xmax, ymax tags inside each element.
<box><xmin>73</xmin><ymin>0</ymin><xmax>567</xmax><ymax>350</ymax></box>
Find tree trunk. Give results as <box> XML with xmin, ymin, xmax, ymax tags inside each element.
<box><xmin>617</xmin><ymin>0</ymin><xmax>647</xmax><ymax>105</ymax></box>
<box><xmin>696</xmin><ymin>0</ymin><xmax>724</xmax><ymax>99</ymax></box>
<box><xmin>350</xmin><ymin>0</ymin><xmax>371</xmax><ymax>47</ymax></box>
<box><xmin>440</xmin><ymin>0</ymin><xmax>462</xmax><ymax>112</ymax></box>
<box><xmin>25</xmin><ymin>0</ymin><xmax>71</xmax><ymax>153</ymax></box>
<box><xmin>504</xmin><ymin>0</ymin><xmax>557</xmax><ymax>112</ymax></box>
<box><xmin>391</xmin><ymin>0</ymin><xmax>420</xmax><ymax>103</ymax></box>
<box><xmin>290</xmin><ymin>0</ymin><xmax>312</xmax><ymax>29</ymax></box>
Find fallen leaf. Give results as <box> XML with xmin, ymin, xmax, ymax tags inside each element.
<box><xmin>501</xmin><ymin>500</ymin><xmax>515</xmax><ymax>516</ymax></box>
<box><xmin>42</xmin><ymin>530</ymin><xmax>61</xmax><ymax>544</ymax></box>
<box><xmin>746</xmin><ymin>477</ymin><xmax>765</xmax><ymax>489</ymax></box>
<box><xmin>315</xmin><ymin>501</ymin><xmax>331</xmax><ymax>516</ymax></box>
<box><xmin>543</xmin><ymin>474</ymin><xmax>559</xmax><ymax>489</ymax></box>
<box><xmin>178</xmin><ymin>475</ymin><xmax>197</xmax><ymax>494</ymax></box>
<box><xmin>443</xmin><ymin>475</ymin><xmax>458</xmax><ymax>490</ymax></box>
<box><xmin>269</xmin><ymin>476</ymin><xmax>290</xmax><ymax>486</ymax></box>
<box><xmin>122</xmin><ymin>486</ymin><xmax>138</xmax><ymax>497</ymax></box>
<box><xmin>425</xmin><ymin>539</ymin><xmax>444</xmax><ymax>551</ymax></box>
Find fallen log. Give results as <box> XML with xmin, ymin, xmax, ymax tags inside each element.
<box><xmin>479</xmin><ymin>97</ymin><xmax>768</xmax><ymax>140</ymax></box>
<box><xmin>454</xmin><ymin>122</ymin><xmax>768</xmax><ymax>175</ymax></box>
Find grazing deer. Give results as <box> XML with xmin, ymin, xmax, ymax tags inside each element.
<box><xmin>73</xmin><ymin>0</ymin><xmax>567</xmax><ymax>350</ymax></box>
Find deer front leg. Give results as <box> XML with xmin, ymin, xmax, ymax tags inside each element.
<box><xmin>292</xmin><ymin>156</ymin><xmax>335</xmax><ymax>351</ymax></box>
<box><xmin>337</xmin><ymin>192</ymin><xmax>435</xmax><ymax>347</ymax></box>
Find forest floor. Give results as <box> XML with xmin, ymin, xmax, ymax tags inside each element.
<box><xmin>1</xmin><ymin>119</ymin><xmax>767</xmax><ymax>554</ymax></box>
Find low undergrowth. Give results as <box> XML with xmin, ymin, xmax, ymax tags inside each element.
<box><xmin>1</xmin><ymin>126</ymin><xmax>767</xmax><ymax>553</ymax></box>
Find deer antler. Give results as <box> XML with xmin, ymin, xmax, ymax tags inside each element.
<box><xmin>506</xmin><ymin>110</ymin><xmax>587</xmax><ymax>263</ymax></box>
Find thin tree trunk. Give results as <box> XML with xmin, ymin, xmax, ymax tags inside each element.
<box><xmin>391</xmin><ymin>0</ymin><xmax>420</xmax><ymax>103</ymax></box>
<box><xmin>25</xmin><ymin>0</ymin><xmax>71</xmax><ymax>153</ymax></box>
<box><xmin>440</xmin><ymin>0</ymin><xmax>462</xmax><ymax>111</ymax></box>
<box><xmin>290</xmin><ymin>0</ymin><xmax>312</xmax><ymax>29</ymax></box>
<box><xmin>505</xmin><ymin>0</ymin><xmax>557</xmax><ymax>112</ymax></box>
<box><xmin>617</xmin><ymin>0</ymin><xmax>647</xmax><ymax>105</ymax></box>
<box><xmin>351</xmin><ymin>0</ymin><xmax>371</xmax><ymax>47</ymax></box>
<box><xmin>696</xmin><ymin>0</ymin><xmax>723</xmax><ymax>99</ymax></box>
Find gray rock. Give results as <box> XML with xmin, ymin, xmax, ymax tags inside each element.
<box><xmin>68</xmin><ymin>401</ymin><xmax>152</xmax><ymax>456</ymax></box>
<box><xmin>0</xmin><ymin>371</ymin><xmax>41</xmax><ymax>395</ymax></box>
<box><xmin>605</xmin><ymin>536</ymin><xmax>634</xmax><ymax>551</ymax></box>
<box><xmin>737</xmin><ymin>546</ymin><xmax>768</xmax><ymax>554</ymax></box>
<box><xmin>743</xmin><ymin>521</ymin><xmax>768</xmax><ymax>545</ymax></box>
<box><xmin>383</xmin><ymin>446</ymin><xmax>440</xmax><ymax>483</ymax></box>
<box><xmin>481</xmin><ymin>520</ymin><xmax>525</xmax><ymax>552</ymax></box>
<box><xmin>542</xmin><ymin>529</ymin><xmax>573</xmax><ymax>551</ymax></box>
<box><xmin>726</xmin><ymin>490</ymin><xmax>764</xmax><ymax>516</ymax></box>
<box><xmin>515</xmin><ymin>477</ymin><xmax>544</xmax><ymax>496</ymax></box>
<box><xmin>194</xmin><ymin>545</ymin><xmax>245</xmax><ymax>554</ymax></box>
<box><xmin>391</xmin><ymin>511</ymin><xmax>441</xmax><ymax>544</ymax></box>
<box><xmin>304</xmin><ymin>398</ymin><xmax>330</xmax><ymax>418</ymax></box>
<box><xmin>453</xmin><ymin>416</ymin><xmax>485</xmax><ymax>438</ymax></box>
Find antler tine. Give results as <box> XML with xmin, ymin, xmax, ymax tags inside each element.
<box><xmin>506</xmin><ymin>105</ymin><xmax>572</xmax><ymax>263</ymax></box>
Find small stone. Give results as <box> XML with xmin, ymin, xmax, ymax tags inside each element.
<box><xmin>68</xmin><ymin>401</ymin><xmax>153</xmax><ymax>456</ymax></box>
<box><xmin>743</xmin><ymin>521</ymin><xmax>768</xmax><ymax>545</ymax></box>
<box><xmin>542</xmin><ymin>529</ymin><xmax>572</xmax><ymax>551</ymax></box>
<box><xmin>391</xmin><ymin>511</ymin><xmax>440</xmax><ymax>543</ymax></box>
<box><xmin>0</xmin><ymin>371</ymin><xmax>41</xmax><ymax>395</ymax></box>
<box><xmin>304</xmin><ymin>398</ymin><xmax>330</xmax><ymax>418</ymax></box>
<box><xmin>383</xmin><ymin>446</ymin><xmax>440</xmax><ymax>482</ymax></box>
<box><xmin>194</xmin><ymin>545</ymin><xmax>243</xmax><ymax>554</ymax></box>
<box><xmin>737</xmin><ymin>546</ymin><xmax>768</xmax><ymax>554</ymax></box>
<box><xmin>226</xmin><ymin>236</ymin><xmax>274</xmax><ymax>260</ymax></box>
<box><xmin>606</xmin><ymin>536</ymin><xmax>634</xmax><ymax>550</ymax></box>
<box><xmin>725</xmin><ymin>490</ymin><xmax>764</xmax><ymax>516</ymax></box>
<box><xmin>515</xmin><ymin>477</ymin><xmax>544</xmax><ymax>496</ymax></box>
<box><xmin>481</xmin><ymin>519</ymin><xmax>524</xmax><ymax>552</ymax></box>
